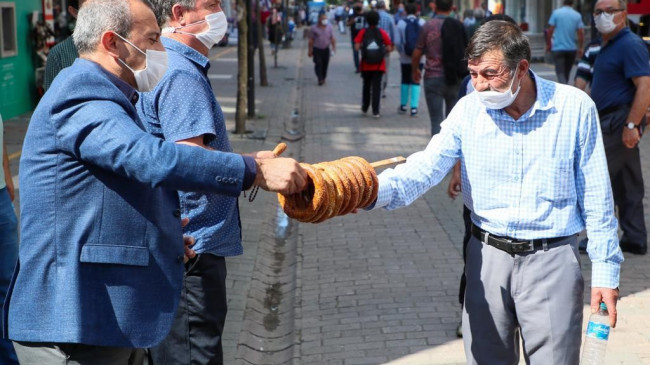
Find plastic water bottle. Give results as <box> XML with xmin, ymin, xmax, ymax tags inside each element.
<box><xmin>580</xmin><ymin>303</ymin><xmax>610</xmax><ymax>365</ymax></box>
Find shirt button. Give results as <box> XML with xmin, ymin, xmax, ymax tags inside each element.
<box><xmin>173</xmin><ymin>209</ymin><xmax>181</xmax><ymax>218</ymax></box>
<box><xmin>177</xmin><ymin>255</ymin><xmax>184</xmax><ymax>263</ymax></box>
<box><xmin>131</xmin><ymin>94</ymin><xmax>139</xmax><ymax>104</ymax></box>
<box><xmin>514</xmin><ymin>176</ymin><xmax>519</xmax><ymax>182</ymax></box>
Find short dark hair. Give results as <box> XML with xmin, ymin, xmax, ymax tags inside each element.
<box><xmin>465</xmin><ymin>20</ymin><xmax>531</xmax><ymax>71</ymax></box>
<box><xmin>564</xmin><ymin>0</ymin><xmax>574</xmax><ymax>5</ymax></box>
<box><xmin>69</xmin><ymin>0</ymin><xmax>79</xmax><ymax>9</ymax></box>
<box><xmin>405</xmin><ymin>3</ymin><xmax>416</xmax><ymax>15</ymax></box>
<box><xmin>435</xmin><ymin>0</ymin><xmax>452</xmax><ymax>12</ymax></box>
<box><xmin>366</xmin><ymin>10</ymin><xmax>379</xmax><ymax>26</ymax></box>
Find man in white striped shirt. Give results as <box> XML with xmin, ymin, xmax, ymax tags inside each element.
<box><xmin>371</xmin><ymin>20</ymin><xmax>622</xmax><ymax>364</ymax></box>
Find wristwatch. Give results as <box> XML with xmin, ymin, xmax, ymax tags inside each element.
<box><xmin>627</xmin><ymin>122</ymin><xmax>638</xmax><ymax>130</ymax></box>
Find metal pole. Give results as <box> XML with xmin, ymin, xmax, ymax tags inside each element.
<box><xmin>246</xmin><ymin>0</ymin><xmax>255</xmax><ymax>118</ymax></box>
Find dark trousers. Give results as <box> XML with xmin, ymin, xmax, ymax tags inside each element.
<box><xmin>552</xmin><ymin>50</ymin><xmax>576</xmax><ymax>84</ymax></box>
<box><xmin>458</xmin><ymin>205</ymin><xmax>471</xmax><ymax>306</ymax></box>
<box><xmin>400</xmin><ymin>63</ymin><xmax>417</xmax><ymax>85</ymax></box>
<box><xmin>601</xmin><ymin>108</ymin><xmax>647</xmax><ymax>250</ymax></box>
<box><xmin>150</xmin><ymin>254</ymin><xmax>228</xmax><ymax>365</ymax></box>
<box><xmin>361</xmin><ymin>70</ymin><xmax>383</xmax><ymax>115</ymax></box>
<box><xmin>350</xmin><ymin>39</ymin><xmax>360</xmax><ymax>71</ymax></box>
<box><xmin>312</xmin><ymin>47</ymin><xmax>330</xmax><ymax>82</ymax></box>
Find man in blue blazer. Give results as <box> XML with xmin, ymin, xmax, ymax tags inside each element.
<box><xmin>4</xmin><ymin>0</ymin><xmax>306</xmax><ymax>362</ymax></box>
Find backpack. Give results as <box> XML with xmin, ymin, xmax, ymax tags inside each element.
<box><xmin>361</xmin><ymin>27</ymin><xmax>386</xmax><ymax>65</ymax></box>
<box><xmin>403</xmin><ymin>18</ymin><xmax>421</xmax><ymax>57</ymax></box>
<box><xmin>441</xmin><ymin>17</ymin><xmax>469</xmax><ymax>85</ymax></box>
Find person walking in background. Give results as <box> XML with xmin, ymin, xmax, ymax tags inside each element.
<box><xmin>546</xmin><ymin>0</ymin><xmax>584</xmax><ymax>84</ymax></box>
<box><xmin>394</xmin><ymin>2</ymin><xmax>406</xmax><ymax>24</ymax></box>
<box><xmin>348</xmin><ymin>2</ymin><xmax>366</xmax><ymax>73</ymax></box>
<box><xmin>267</xmin><ymin>7</ymin><xmax>283</xmax><ymax>54</ymax></box>
<box><xmin>0</xmin><ymin>113</ymin><xmax>18</xmax><ymax>365</ymax></box>
<box><xmin>355</xmin><ymin>10</ymin><xmax>393</xmax><ymax>117</ymax></box>
<box><xmin>44</xmin><ymin>0</ymin><xmax>87</xmax><ymax>91</ymax></box>
<box><xmin>411</xmin><ymin>0</ymin><xmax>467</xmax><ymax>135</ymax></box>
<box><xmin>575</xmin><ymin>0</ymin><xmax>650</xmax><ymax>255</ymax></box>
<box><xmin>309</xmin><ymin>12</ymin><xmax>336</xmax><ymax>85</ymax></box>
<box><xmin>394</xmin><ymin>3</ymin><xmax>424</xmax><ymax>117</ymax></box>
<box><xmin>376</xmin><ymin>0</ymin><xmax>395</xmax><ymax>98</ymax></box>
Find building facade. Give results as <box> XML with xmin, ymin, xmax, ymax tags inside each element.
<box><xmin>0</xmin><ymin>0</ymin><xmax>42</xmax><ymax>119</ymax></box>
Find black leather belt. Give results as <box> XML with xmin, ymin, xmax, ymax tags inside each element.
<box><xmin>471</xmin><ymin>225</ymin><xmax>571</xmax><ymax>254</ymax></box>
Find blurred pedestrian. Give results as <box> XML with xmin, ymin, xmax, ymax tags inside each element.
<box><xmin>394</xmin><ymin>3</ymin><xmax>424</xmax><ymax>116</ymax></box>
<box><xmin>546</xmin><ymin>0</ymin><xmax>584</xmax><ymax>84</ymax></box>
<box><xmin>376</xmin><ymin>0</ymin><xmax>395</xmax><ymax>98</ymax></box>
<box><xmin>0</xmin><ymin>113</ymin><xmax>18</xmax><ymax>365</ymax></box>
<box><xmin>347</xmin><ymin>2</ymin><xmax>366</xmax><ymax>73</ymax></box>
<box><xmin>309</xmin><ymin>12</ymin><xmax>336</xmax><ymax>85</ymax></box>
<box><xmin>575</xmin><ymin>0</ymin><xmax>650</xmax><ymax>255</ymax></box>
<box><xmin>355</xmin><ymin>10</ymin><xmax>393</xmax><ymax>117</ymax></box>
<box><xmin>44</xmin><ymin>0</ymin><xmax>87</xmax><ymax>91</ymax></box>
<box><xmin>412</xmin><ymin>0</ymin><xmax>467</xmax><ymax>135</ymax></box>
<box><xmin>267</xmin><ymin>7</ymin><xmax>283</xmax><ymax>54</ymax></box>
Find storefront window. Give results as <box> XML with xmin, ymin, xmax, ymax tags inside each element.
<box><xmin>0</xmin><ymin>2</ymin><xmax>17</xmax><ymax>58</ymax></box>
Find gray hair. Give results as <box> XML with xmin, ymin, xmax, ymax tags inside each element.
<box><xmin>473</xmin><ymin>7</ymin><xmax>485</xmax><ymax>19</ymax></box>
<box><xmin>150</xmin><ymin>0</ymin><xmax>196</xmax><ymax>26</ymax></box>
<box><xmin>73</xmin><ymin>0</ymin><xmax>133</xmax><ymax>54</ymax></box>
<box><xmin>465</xmin><ymin>20</ymin><xmax>531</xmax><ymax>71</ymax></box>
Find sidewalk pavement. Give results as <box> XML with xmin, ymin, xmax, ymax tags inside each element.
<box><xmin>4</xmin><ymin>28</ymin><xmax>649</xmax><ymax>365</ymax></box>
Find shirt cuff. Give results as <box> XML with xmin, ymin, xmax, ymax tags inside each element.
<box><xmin>590</xmin><ymin>261</ymin><xmax>620</xmax><ymax>289</ymax></box>
<box><xmin>368</xmin><ymin>175</ymin><xmax>391</xmax><ymax>210</ymax></box>
<box><xmin>242</xmin><ymin>156</ymin><xmax>257</xmax><ymax>191</ymax></box>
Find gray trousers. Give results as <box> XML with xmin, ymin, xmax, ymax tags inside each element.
<box><xmin>13</xmin><ymin>341</ymin><xmax>147</xmax><ymax>365</ymax></box>
<box><xmin>462</xmin><ymin>235</ymin><xmax>583</xmax><ymax>364</ymax></box>
<box><xmin>423</xmin><ymin>76</ymin><xmax>459</xmax><ymax>136</ymax></box>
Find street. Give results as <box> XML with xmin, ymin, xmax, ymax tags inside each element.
<box><xmin>4</xmin><ymin>28</ymin><xmax>650</xmax><ymax>364</ymax></box>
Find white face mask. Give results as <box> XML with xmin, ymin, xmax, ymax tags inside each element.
<box><xmin>163</xmin><ymin>11</ymin><xmax>228</xmax><ymax>49</ymax></box>
<box><xmin>594</xmin><ymin>12</ymin><xmax>617</xmax><ymax>34</ymax></box>
<box><xmin>114</xmin><ymin>33</ymin><xmax>169</xmax><ymax>92</ymax></box>
<box><xmin>476</xmin><ymin>71</ymin><xmax>521</xmax><ymax>109</ymax></box>
<box><xmin>321</xmin><ymin>19</ymin><xmax>328</xmax><ymax>26</ymax></box>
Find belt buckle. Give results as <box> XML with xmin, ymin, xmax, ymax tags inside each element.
<box><xmin>510</xmin><ymin>240</ymin><xmax>533</xmax><ymax>254</ymax></box>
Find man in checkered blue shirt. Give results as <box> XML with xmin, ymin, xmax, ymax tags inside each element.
<box><xmin>371</xmin><ymin>20</ymin><xmax>622</xmax><ymax>363</ymax></box>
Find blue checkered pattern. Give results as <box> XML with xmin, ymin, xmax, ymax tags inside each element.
<box><xmin>375</xmin><ymin>72</ymin><xmax>623</xmax><ymax>288</ymax></box>
<box><xmin>377</xmin><ymin>9</ymin><xmax>395</xmax><ymax>41</ymax></box>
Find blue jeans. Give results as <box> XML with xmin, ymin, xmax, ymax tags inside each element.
<box><xmin>0</xmin><ymin>188</ymin><xmax>18</xmax><ymax>364</ymax></box>
<box><xmin>423</xmin><ymin>77</ymin><xmax>460</xmax><ymax>135</ymax></box>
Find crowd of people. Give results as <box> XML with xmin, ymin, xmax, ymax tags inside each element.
<box><xmin>0</xmin><ymin>0</ymin><xmax>648</xmax><ymax>364</ymax></box>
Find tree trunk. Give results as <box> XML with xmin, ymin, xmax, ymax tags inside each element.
<box><xmin>256</xmin><ymin>0</ymin><xmax>268</xmax><ymax>86</ymax></box>
<box><xmin>235</xmin><ymin>0</ymin><xmax>247</xmax><ymax>134</ymax></box>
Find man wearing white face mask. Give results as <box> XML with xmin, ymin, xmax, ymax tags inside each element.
<box><xmin>138</xmin><ymin>0</ymin><xmax>272</xmax><ymax>363</ymax></box>
<box><xmin>6</xmin><ymin>0</ymin><xmax>307</xmax><ymax>363</ymax></box>
<box><xmin>366</xmin><ymin>20</ymin><xmax>622</xmax><ymax>363</ymax></box>
<box><xmin>575</xmin><ymin>0</ymin><xmax>650</xmax><ymax>256</ymax></box>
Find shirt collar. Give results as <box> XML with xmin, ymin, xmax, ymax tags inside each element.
<box><xmin>603</xmin><ymin>27</ymin><xmax>630</xmax><ymax>48</ymax></box>
<box><xmin>162</xmin><ymin>36</ymin><xmax>211</xmax><ymax>71</ymax></box>
<box><xmin>79</xmin><ymin>58</ymin><xmax>139</xmax><ymax>104</ymax></box>
<box><xmin>529</xmin><ymin>70</ymin><xmax>554</xmax><ymax>113</ymax></box>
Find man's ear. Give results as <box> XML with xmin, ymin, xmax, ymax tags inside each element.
<box><xmin>101</xmin><ymin>31</ymin><xmax>121</xmax><ymax>59</ymax></box>
<box><xmin>171</xmin><ymin>4</ymin><xmax>187</xmax><ymax>25</ymax></box>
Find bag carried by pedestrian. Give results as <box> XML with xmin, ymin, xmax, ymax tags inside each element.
<box><xmin>403</xmin><ymin>17</ymin><xmax>421</xmax><ymax>56</ymax></box>
<box><xmin>441</xmin><ymin>17</ymin><xmax>468</xmax><ymax>85</ymax></box>
<box><xmin>361</xmin><ymin>27</ymin><xmax>386</xmax><ymax>65</ymax></box>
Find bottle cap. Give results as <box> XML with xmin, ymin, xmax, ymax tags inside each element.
<box><xmin>600</xmin><ymin>302</ymin><xmax>607</xmax><ymax>311</ymax></box>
